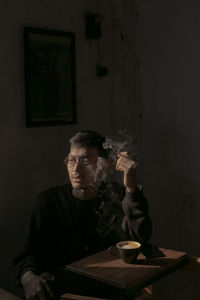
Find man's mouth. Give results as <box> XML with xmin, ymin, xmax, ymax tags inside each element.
<box><xmin>71</xmin><ymin>174</ymin><xmax>82</xmax><ymax>182</ymax></box>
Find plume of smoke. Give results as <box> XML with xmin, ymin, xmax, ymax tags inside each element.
<box><xmin>85</xmin><ymin>129</ymin><xmax>138</xmax><ymax>188</ymax></box>
<box><xmin>93</xmin><ymin>156</ymin><xmax>107</xmax><ymax>184</ymax></box>
<box><xmin>95</xmin><ymin>182</ymin><xmax>124</xmax><ymax>237</ymax></box>
<box><xmin>88</xmin><ymin>130</ymin><xmax>139</xmax><ymax>237</ymax></box>
<box><xmin>103</xmin><ymin>129</ymin><xmax>138</xmax><ymax>166</ymax></box>
<box><xmin>86</xmin><ymin>156</ymin><xmax>108</xmax><ymax>189</ymax></box>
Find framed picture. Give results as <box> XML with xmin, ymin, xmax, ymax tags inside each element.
<box><xmin>24</xmin><ymin>26</ymin><xmax>76</xmax><ymax>127</ymax></box>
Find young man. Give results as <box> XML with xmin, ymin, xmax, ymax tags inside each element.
<box><xmin>13</xmin><ymin>130</ymin><xmax>152</xmax><ymax>300</ymax></box>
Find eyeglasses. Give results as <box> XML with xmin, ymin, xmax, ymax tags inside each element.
<box><xmin>64</xmin><ymin>156</ymin><xmax>96</xmax><ymax>168</ymax></box>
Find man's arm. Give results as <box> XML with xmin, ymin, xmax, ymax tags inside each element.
<box><xmin>121</xmin><ymin>188</ymin><xmax>152</xmax><ymax>243</ymax></box>
<box><xmin>116</xmin><ymin>152</ymin><xmax>152</xmax><ymax>243</ymax></box>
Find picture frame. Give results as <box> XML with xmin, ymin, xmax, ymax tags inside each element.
<box><xmin>24</xmin><ymin>26</ymin><xmax>76</xmax><ymax>127</ymax></box>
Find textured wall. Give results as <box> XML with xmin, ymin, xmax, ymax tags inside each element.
<box><xmin>136</xmin><ymin>0</ymin><xmax>200</xmax><ymax>298</ymax></box>
<box><xmin>0</xmin><ymin>0</ymin><xmax>136</xmax><ymax>294</ymax></box>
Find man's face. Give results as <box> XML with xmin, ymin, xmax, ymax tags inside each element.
<box><xmin>67</xmin><ymin>146</ymin><xmax>101</xmax><ymax>190</ymax></box>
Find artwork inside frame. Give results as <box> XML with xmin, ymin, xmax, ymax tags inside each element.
<box><xmin>24</xmin><ymin>26</ymin><xmax>76</xmax><ymax>127</ymax></box>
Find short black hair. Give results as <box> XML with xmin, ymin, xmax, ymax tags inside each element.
<box><xmin>69</xmin><ymin>130</ymin><xmax>109</xmax><ymax>158</ymax></box>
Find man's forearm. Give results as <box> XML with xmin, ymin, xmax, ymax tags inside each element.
<box><xmin>122</xmin><ymin>188</ymin><xmax>152</xmax><ymax>243</ymax></box>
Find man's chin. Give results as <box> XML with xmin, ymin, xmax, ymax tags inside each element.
<box><xmin>71</xmin><ymin>181</ymin><xmax>85</xmax><ymax>189</ymax></box>
<box><xmin>72</xmin><ymin>182</ymin><xmax>81</xmax><ymax>188</ymax></box>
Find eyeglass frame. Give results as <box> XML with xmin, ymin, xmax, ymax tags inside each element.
<box><xmin>64</xmin><ymin>156</ymin><xmax>98</xmax><ymax>168</ymax></box>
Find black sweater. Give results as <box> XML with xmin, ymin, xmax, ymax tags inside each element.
<box><xmin>13</xmin><ymin>182</ymin><xmax>152</xmax><ymax>285</ymax></box>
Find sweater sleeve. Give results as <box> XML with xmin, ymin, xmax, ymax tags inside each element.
<box><xmin>121</xmin><ymin>187</ymin><xmax>152</xmax><ymax>243</ymax></box>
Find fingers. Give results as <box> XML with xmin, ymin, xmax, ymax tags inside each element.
<box><xmin>38</xmin><ymin>287</ymin><xmax>47</xmax><ymax>300</ymax></box>
<box><xmin>43</xmin><ymin>280</ymin><xmax>54</xmax><ymax>298</ymax></box>
<box><xmin>41</xmin><ymin>272</ymin><xmax>55</xmax><ymax>281</ymax></box>
<box><xmin>116</xmin><ymin>153</ymin><xmax>137</xmax><ymax>172</ymax></box>
<box><xmin>33</xmin><ymin>280</ymin><xmax>47</xmax><ymax>300</ymax></box>
<box><xmin>25</xmin><ymin>278</ymin><xmax>54</xmax><ymax>300</ymax></box>
<box><xmin>27</xmin><ymin>287</ymin><xmax>46</xmax><ymax>300</ymax></box>
<box><xmin>119</xmin><ymin>151</ymin><xmax>129</xmax><ymax>157</ymax></box>
<box><xmin>41</xmin><ymin>272</ymin><xmax>55</xmax><ymax>297</ymax></box>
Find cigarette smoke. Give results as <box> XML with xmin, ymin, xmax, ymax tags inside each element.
<box><xmin>87</xmin><ymin>156</ymin><xmax>108</xmax><ymax>188</ymax></box>
<box><xmin>103</xmin><ymin>129</ymin><xmax>138</xmax><ymax>166</ymax></box>
<box><xmin>94</xmin><ymin>130</ymin><xmax>138</xmax><ymax>237</ymax></box>
<box><xmin>88</xmin><ymin>130</ymin><xmax>138</xmax><ymax>187</ymax></box>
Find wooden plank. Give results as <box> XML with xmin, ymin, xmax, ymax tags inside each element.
<box><xmin>65</xmin><ymin>248</ymin><xmax>188</xmax><ymax>292</ymax></box>
<box><xmin>180</xmin><ymin>257</ymin><xmax>200</xmax><ymax>272</ymax></box>
<box><xmin>60</xmin><ymin>293</ymin><xmax>108</xmax><ymax>300</ymax></box>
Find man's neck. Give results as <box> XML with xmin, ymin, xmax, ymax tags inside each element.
<box><xmin>72</xmin><ymin>186</ymin><xmax>98</xmax><ymax>200</ymax></box>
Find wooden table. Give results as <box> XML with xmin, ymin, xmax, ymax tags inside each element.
<box><xmin>65</xmin><ymin>248</ymin><xmax>188</xmax><ymax>299</ymax></box>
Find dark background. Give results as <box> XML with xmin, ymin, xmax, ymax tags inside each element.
<box><xmin>0</xmin><ymin>0</ymin><xmax>199</xmax><ymax>299</ymax></box>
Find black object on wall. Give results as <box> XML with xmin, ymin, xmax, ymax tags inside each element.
<box><xmin>85</xmin><ymin>13</ymin><xmax>102</xmax><ymax>39</ymax></box>
<box><xmin>96</xmin><ymin>65</ymin><xmax>108</xmax><ymax>77</ymax></box>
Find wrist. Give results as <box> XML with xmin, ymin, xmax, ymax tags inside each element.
<box><xmin>126</xmin><ymin>184</ymin><xmax>142</xmax><ymax>194</ymax></box>
<box><xmin>126</xmin><ymin>186</ymin><xmax>137</xmax><ymax>193</ymax></box>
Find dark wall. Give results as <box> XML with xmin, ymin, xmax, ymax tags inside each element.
<box><xmin>136</xmin><ymin>0</ymin><xmax>200</xmax><ymax>298</ymax></box>
<box><xmin>0</xmin><ymin>0</ymin><xmax>136</xmax><ymax>294</ymax></box>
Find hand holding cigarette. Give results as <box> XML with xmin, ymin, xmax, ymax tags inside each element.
<box><xmin>116</xmin><ymin>152</ymin><xmax>138</xmax><ymax>193</ymax></box>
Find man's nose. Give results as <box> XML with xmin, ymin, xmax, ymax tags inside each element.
<box><xmin>73</xmin><ymin>160</ymin><xmax>82</xmax><ymax>171</ymax></box>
